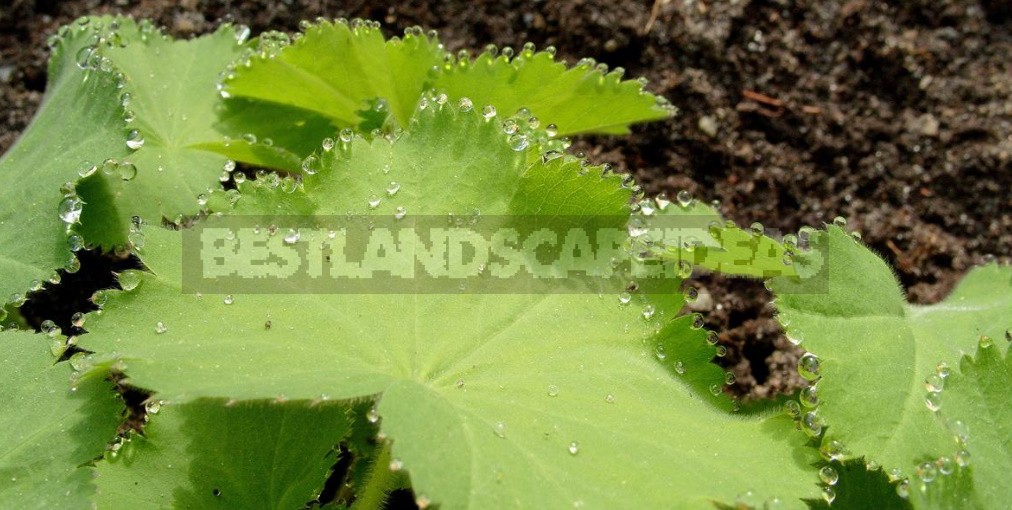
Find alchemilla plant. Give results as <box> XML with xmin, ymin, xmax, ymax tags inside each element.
<box><xmin>1</xmin><ymin>16</ymin><xmax>1009</xmax><ymax>510</ymax></box>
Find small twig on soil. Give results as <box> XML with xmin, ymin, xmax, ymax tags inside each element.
<box><xmin>740</xmin><ymin>90</ymin><xmax>788</xmax><ymax>117</ymax></box>
<box><xmin>741</xmin><ymin>89</ymin><xmax>784</xmax><ymax>107</ymax></box>
<box><xmin>641</xmin><ymin>0</ymin><xmax>669</xmax><ymax>35</ymax></box>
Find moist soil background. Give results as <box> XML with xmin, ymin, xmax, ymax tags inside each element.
<box><xmin>1</xmin><ymin>0</ymin><xmax>1009</xmax><ymax>402</ymax></box>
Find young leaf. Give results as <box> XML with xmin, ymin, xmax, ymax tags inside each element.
<box><xmin>221</xmin><ymin>20</ymin><xmax>441</xmax><ymax>132</ymax></box>
<box><xmin>94</xmin><ymin>399</ymin><xmax>351</xmax><ymax>508</ymax></box>
<box><xmin>0</xmin><ymin>21</ymin><xmax>130</xmax><ymax>303</ymax></box>
<box><xmin>769</xmin><ymin>227</ymin><xmax>1012</xmax><ymax>475</ymax></box>
<box><xmin>907</xmin><ymin>340</ymin><xmax>1012</xmax><ymax>509</ymax></box>
<box><xmin>78</xmin><ymin>105</ymin><xmax>821</xmax><ymax>508</ymax></box>
<box><xmin>219</xmin><ymin>20</ymin><xmax>671</xmax><ymax>167</ymax></box>
<box><xmin>434</xmin><ymin>49</ymin><xmax>672</xmax><ymax>135</ymax></box>
<box><xmin>76</xmin><ymin>18</ymin><xmax>245</xmax><ymax>246</ymax></box>
<box><xmin>0</xmin><ymin>331</ymin><xmax>121</xmax><ymax>509</ymax></box>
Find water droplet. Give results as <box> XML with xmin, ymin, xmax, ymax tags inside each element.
<box><xmin>709</xmin><ymin>384</ymin><xmax>721</xmax><ymax>396</ymax></box>
<box><xmin>481</xmin><ymin>105</ymin><xmax>497</xmax><ymax>119</ymax></box>
<box><xmin>937</xmin><ymin>456</ymin><xmax>954</xmax><ymax>475</ymax></box>
<box><xmin>71</xmin><ymin>312</ymin><xmax>85</xmax><ymax>328</ymax></box>
<box><xmin>117</xmin><ymin>161</ymin><xmax>137</xmax><ymax>180</ymax></box>
<box><xmin>750</xmin><ymin>222</ymin><xmax>765</xmax><ymax>236</ymax></box>
<box><xmin>547</xmin><ymin>384</ymin><xmax>559</xmax><ymax>397</ymax></box>
<box><xmin>415</xmin><ymin>495</ymin><xmax>431</xmax><ymax>509</ymax></box>
<box><xmin>819</xmin><ymin>466</ymin><xmax>839</xmax><ymax>486</ymax></box>
<box><xmin>935</xmin><ymin>361</ymin><xmax>950</xmax><ymax>379</ymax></box>
<box><xmin>242</xmin><ymin>133</ymin><xmax>257</xmax><ymax>144</ymax></box>
<box><xmin>951</xmin><ymin>419</ymin><xmax>969</xmax><ymax>445</ymax></box>
<box><xmin>783</xmin><ymin>234</ymin><xmax>798</xmax><ymax>252</ymax></box>
<box><xmin>367</xmin><ymin>408</ymin><xmax>379</xmax><ymax>423</ymax></box>
<box><xmin>784</xmin><ymin>400</ymin><xmax>801</xmax><ymax>417</ymax></box>
<box><xmin>821</xmin><ymin>440</ymin><xmax>845</xmax><ymax>462</ymax></box>
<box><xmin>705</xmin><ymin>331</ymin><xmax>719</xmax><ymax>346</ymax></box>
<box><xmin>821</xmin><ymin>487</ymin><xmax>836</xmax><ymax>504</ymax></box>
<box><xmin>283</xmin><ymin>229</ymin><xmax>300</xmax><ymax>244</ymax></box>
<box><xmin>979</xmin><ymin>334</ymin><xmax>994</xmax><ymax>349</ymax></box>
<box><xmin>339</xmin><ymin>128</ymin><xmax>354</xmax><ymax>143</ymax></box>
<box><xmin>604</xmin><ymin>394</ymin><xmax>615</xmax><ymax>403</ymax></box>
<box><xmin>455</xmin><ymin>379</ymin><xmax>464</xmax><ymax>389</ymax></box>
<box><xmin>802</xmin><ymin>411</ymin><xmax>822</xmax><ymax>437</ymax></box>
<box><xmin>677</xmin><ymin>260</ymin><xmax>693</xmax><ymax>278</ymax></box>
<box><xmin>654</xmin><ymin>345</ymin><xmax>666</xmax><ymax>361</ymax></box>
<box><xmin>724</xmin><ymin>372</ymin><xmax>736</xmax><ymax>385</ymax></box>
<box><xmin>77</xmin><ymin>161</ymin><xmax>97</xmax><ymax>178</ymax></box>
<box><xmin>690</xmin><ymin>314</ymin><xmax>705</xmax><ymax>330</ymax></box>
<box><xmin>368</xmin><ymin>196</ymin><xmax>381</xmax><ymax>209</ymax></box>
<box><xmin>155</xmin><ymin>321</ymin><xmax>167</xmax><ymax>334</ymax></box>
<box><xmin>955</xmin><ymin>449</ymin><xmax>970</xmax><ymax>467</ymax></box>
<box><xmin>301</xmin><ymin>155</ymin><xmax>319</xmax><ymax>175</ymax></box>
<box><xmin>509</xmin><ymin>134</ymin><xmax>529</xmax><ymax>151</ymax></box>
<box><xmin>223</xmin><ymin>294</ymin><xmax>234</xmax><ymax>305</ymax></box>
<box><xmin>545</xmin><ymin>123</ymin><xmax>558</xmax><ymax>137</ymax></box>
<box><xmin>676</xmin><ymin>190</ymin><xmax>692</xmax><ymax>208</ymax></box>
<box><xmin>916</xmin><ymin>461</ymin><xmax>938</xmax><ymax>483</ymax></box>
<box><xmin>145</xmin><ymin>400</ymin><xmax>162</xmax><ymax>415</ymax></box>
<box><xmin>925</xmin><ymin>391</ymin><xmax>942</xmax><ymax>412</ymax></box>
<box><xmin>641</xmin><ymin>305</ymin><xmax>655</xmax><ymax>320</ymax></box>
<box><xmin>126</xmin><ymin>129</ymin><xmax>144</xmax><ymax>149</ymax></box>
<box><xmin>684</xmin><ymin>286</ymin><xmax>699</xmax><ymax>301</ymax></box>
<box><xmin>41</xmin><ymin>320</ymin><xmax>60</xmax><ymax>337</ymax></box>
<box><xmin>735</xmin><ymin>491</ymin><xmax>760</xmax><ymax>508</ymax></box>
<box><xmin>321</xmin><ymin>137</ymin><xmax>335</xmax><ymax>152</ymax></box>
<box><xmin>618</xmin><ymin>292</ymin><xmax>632</xmax><ymax>305</ymax></box>
<box><xmin>503</xmin><ymin>119</ymin><xmax>519</xmax><ymax>135</ymax></box>
<box><xmin>493</xmin><ymin>421</ymin><xmax>506</xmax><ymax>438</ymax></box>
<box><xmin>394</xmin><ymin>206</ymin><xmax>407</xmax><ymax>220</ymax></box>
<box><xmin>458</xmin><ymin>97</ymin><xmax>473</xmax><ymax>112</ymax></box>
<box><xmin>714</xmin><ymin>345</ymin><xmax>727</xmax><ymax>357</ymax></box>
<box><xmin>798</xmin><ymin>353</ymin><xmax>821</xmax><ymax>381</ymax></box>
<box><xmin>782</xmin><ymin>253</ymin><xmax>794</xmax><ymax>266</ymax></box>
<box><xmin>118</xmin><ymin>271</ymin><xmax>141</xmax><ymax>291</ymax></box>
<box><xmin>67</xmin><ymin>233</ymin><xmax>85</xmax><ymax>252</ymax></box>
<box><xmin>887</xmin><ymin>468</ymin><xmax>904</xmax><ymax>482</ymax></box>
<box><xmin>389</xmin><ymin>459</ymin><xmax>404</xmax><ymax>472</ymax></box>
<box><xmin>58</xmin><ymin>196</ymin><xmax>84</xmax><ymax>224</ymax></box>
<box><xmin>386</xmin><ymin>181</ymin><xmax>401</xmax><ymax>196</ymax></box>
<box><xmin>896</xmin><ymin>480</ymin><xmax>910</xmax><ymax>499</ymax></box>
<box><xmin>674</xmin><ymin>361</ymin><xmax>685</xmax><ymax>375</ymax></box>
<box><xmin>800</xmin><ymin>384</ymin><xmax>819</xmax><ymax>408</ymax></box>
<box><xmin>567</xmin><ymin>441</ymin><xmax>579</xmax><ymax>455</ymax></box>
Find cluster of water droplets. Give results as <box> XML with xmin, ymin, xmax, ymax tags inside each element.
<box><xmin>234</xmin><ymin>167</ymin><xmax>304</xmax><ymax>197</ymax></box>
<box><xmin>734</xmin><ymin>490</ymin><xmax>786</xmax><ymax>509</ymax></box>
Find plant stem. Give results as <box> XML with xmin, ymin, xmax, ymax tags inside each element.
<box><xmin>350</xmin><ymin>440</ymin><xmax>398</xmax><ymax>510</ymax></box>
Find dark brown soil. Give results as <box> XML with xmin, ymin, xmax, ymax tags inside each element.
<box><xmin>2</xmin><ymin>0</ymin><xmax>1009</xmax><ymax>402</ymax></box>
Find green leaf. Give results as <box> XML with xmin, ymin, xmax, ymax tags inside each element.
<box><xmin>0</xmin><ymin>21</ymin><xmax>130</xmax><ymax>303</ymax></box>
<box><xmin>434</xmin><ymin>49</ymin><xmax>672</xmax><ymax>135</ymax></box>
<box><xmin>907</xmin><ymin>340</ymin><xmax>1012</xmax><ymax>509</ymax></box>
<box><xmin>79</xmin><ymin>105</ymin><xmax>821</xmax><ymax>508</ymax></box>
<box><xmin>94</xmin><ymin>399</ymin><xmax>351</xmax><ymax>509</ymax></box>
<box><xmin>769</xmin><ymin>228</ymin><xmax>1012</xmax><ymax>476</ymax></box>
<box><xmin>222</xmin><ymin>20</ymin><xmax>441</xmax><ymax>133</ymax></box>
<box><xmin>77</xmin><ymin>19</ymin><xmax>246</xmax><ymax>246</ymax></box>
<box><xmin>0</xmin><ymin>331</ymin><xmax>122</xmax><ymax>509</ymax></box>
<box><xmin>219</xmin><ymin>21</ymin><xmax>672</xmax><ymax>168</ymax></box>
<box><xmin>644</xmin><ymin>201</ymin><xmax>807</xmax><ymax>279</ymax></box>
